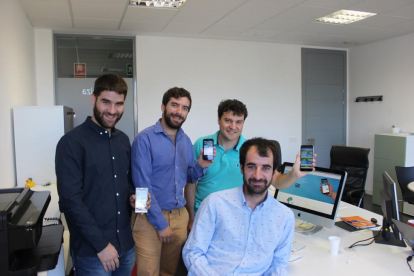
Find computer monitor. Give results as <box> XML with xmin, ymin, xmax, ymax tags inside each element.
<box><xmin>373</xmin><ymin>172</ymin><xmax>406</xmax><ymax>247</ymax></box>
<box><xmin>274</xmin><ymin>162</ymin><xmax>347</xmax><ymax>235</ymax></box>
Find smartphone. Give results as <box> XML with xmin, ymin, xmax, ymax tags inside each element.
<box><xmin>135</xmin><ymin>188</ymin><xmax>148</xmax><ymax>213</ymax></box>
<box><xmin>321</xmin><ymin>178</ymin><xmax>330</xmax><ymax>194</ymax></box>
<box><xmin>203</xmin><ymin>139</ymin><xmax>214</xmax><ymax>161</ymax></box>
<box><xmin>300</xmin><ymin>145</ymin><xmax>314</xmax><ymax>171</ymax></box>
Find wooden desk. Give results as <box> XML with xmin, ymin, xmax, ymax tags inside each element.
<box><xmin>287</xmin><ymin>202</ymin><xmax>412</xmax><ymax>275</ymax></box>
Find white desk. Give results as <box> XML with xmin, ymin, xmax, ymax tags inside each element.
<box><xmin>408</xmin><ymin>182</ymin><xmax>414</xmax><ymax>192</ymax></box>
<box><xmin>287</xmin><ymin>202</ymin><xmax>413</xmax><ymax>275</ymax></box>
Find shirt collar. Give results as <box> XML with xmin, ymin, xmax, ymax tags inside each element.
<box><xmin>214</xmin><ymin>131</ymin><xmax>245</xmax><ymax>151</ymax></box>
<box><xmin>154</xmin><ymin>118</ymin><xmax>184</xmax><ymax>135</ymax></box>
<box><xmin>239</xmin><ymin>185</ymin><xmax>271</xmax><ymax>210</ymax></box>
<box><xmin>85</xmin><ymin>116</ymin><xmax>116</xmax><ymax>136</ymax></box>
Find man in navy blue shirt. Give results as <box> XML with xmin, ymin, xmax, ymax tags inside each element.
<box><xmin>56</xmin><ymin>74</ymin><xmax>149</xmax><ymax>275</ymax></box>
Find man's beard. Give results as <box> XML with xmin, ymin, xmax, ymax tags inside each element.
<box><xmin>93</xmin><ymin>104</ymin><xmax>123</xmax><ymax>130</ymax></box>
<box><xmin>163</xmin><ymin>109</ymin><xmax>186</xmax><ymax>129</ymax></box>
<box><xmin>243</xmin><ymin>177</ymin><xmax>271</xmax><ymax>196</ymax></box>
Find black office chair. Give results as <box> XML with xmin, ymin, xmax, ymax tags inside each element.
<box><xmin>395</xmin><ymin>166</ymin><xmax>414</xmax><ymax>204</ymax></box>
<box><xmin>329</xmin><ymin>145</ymin><xmax>370</xmax><ymax>207</ymax></box>
<box><xmin>270</xmin><ymin>140</ymin><xmax>282</xmax><ymax>172</ymax></box>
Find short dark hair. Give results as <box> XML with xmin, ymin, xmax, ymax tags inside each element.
<box><xmin>240</xmin><ymin>138</ymin><xmax>278</xmax><ymax>170</ymax></box>
<box><xmin>218</xmin><ymin>99</ymin><xmax>248</xmax><ymax>120</ymax></box>
<box><xmin>162</xmin><ymin>87</ymin><xmax>192</xmax><ymax>111</ymax></box>
<box><xmin>93</xmin><ymin>74</ymin><xmax>128</xmax><ymax>98</ymax></box>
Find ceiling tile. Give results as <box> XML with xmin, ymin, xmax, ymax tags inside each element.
<box><xmin>276</xmin><ymin>5</ymin><xmax>337</xmax><ymax>21</ymax></box>
<box><xmin>385</xmin><ymin>19</ymin><xmax>414</xmax><ymax>32</ymax></box>
<box><xmin>27</xmin><ymin>16</ymin><xmax>73</xmax><ymax>29</ymax></box>
<box><xmin>350</xmin><ymin>15</ymin><xmax>410</xmax><ymax>28</ymax></box>
<box><xmin>120</xmin><ymin>20</ymin><xmax>167</xmax><ymax>32</ymax></box>
<box><xmin>238</xmin><ymin>28</ymin><xmax>284</xmax><ymax>39</ymax></box>
<box><xmin>385</xmin><ymin>3</ymin><xmax>414</xmax><ymax>18</ymax></box>
<box><xmin>124</xmin><ymin>6</ymin><xmax>178</xmax><ymax>22</ymax></box>
<box><xmin>71</xmin><ymin>0</ymin><xmax>128</xmax><ymax>5</ymax></box>
<box><xmin>171</xmin><ymin>10</ymin><xmax>226</xmax><ymax>25</ymax></box>
<box><xmin>74</xmin><ymin>18</ymin><xmax>120</xmax><ymax>30</ymax></box>
<box><xmin>72</xmin><ymin>3</ymin><xmax>125</xmax><ymax>20</ymax></box>
<box><xmin>301</xmin><ymin>0</ymin><xmax>364</xmax><ymax>9</ymax></box>
<box><xmin>201</xmin><ymin>25</ymin><xmax>248</xmax><ymax>36</ymax></box>
<box><xmin>255</xmin><ymin>17</ymin><xmax>308</xmax><ymax>31</ymax></box>
<box><xmin>181</xmin><ymin>0</ymin><xmax>247</xmax><ymax>13</ymax></box>
<box><xmin>231</xmin><ymin>0</ymin><xmax>297</xmax><ymax>18</ymax></box>
<box><xmin>17</xmin><ymin>0</ymin><xmax>70</xmax><ymax>17</ymax></box>
<box><xmin>347</xmin><ymin>0</ymin><xmax>414</xmax><ymax>13</ymax></box>
<box><xmin>215</xmin><ymin>14</ymin><xmax>267</xmax><ymax>28</ymax></box>
<box><xmin>162</xmin><ymin>23</ymin><xmax>208</xmax><ymax>34</ymax></box>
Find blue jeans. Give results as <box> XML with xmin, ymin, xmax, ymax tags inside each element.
<box><xmin>73</xmin><ymin>247</ymin><xmax>135</xmax><ymax>276</ymax></box>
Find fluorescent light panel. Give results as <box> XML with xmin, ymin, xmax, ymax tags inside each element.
<box><xmin>129</xmin><ymin>0</ymin><xmax>186</xmax><ymax>8</ymax></box>
<box><xmin>316</xmin><ymin>10</ymin><xmax>376</xmax><ymax>25</ymax></box>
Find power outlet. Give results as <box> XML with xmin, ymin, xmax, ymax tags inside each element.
<box><xmin>289</xmin><ymin>137</ymin><xmax>297</xmax><ymax>143</ymax></box>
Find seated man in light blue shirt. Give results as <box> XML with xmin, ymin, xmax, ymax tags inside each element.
<box><xmin>183</xmin><ymin>138</ymin><xmax>294</xmax><ymax>276</ymax></box>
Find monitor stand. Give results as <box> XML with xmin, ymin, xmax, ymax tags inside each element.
<box><xmin>373</xmin><ymin>229</ymin><xmax>406</xmax><ymax>247</ymax></box>
<box><xmin>295</xmin><ymin>223</ymin><xmax>324</xmax><ymax>236</ymax></box>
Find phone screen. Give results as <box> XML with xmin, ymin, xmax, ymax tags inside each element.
<box><xmin>321</xmin><ymin>178</ymin><xmax>329</xmax><ymax>194</ymax></box>
<box><xmin>300</xmin><ymin>145</ymin><xmax>314</xmax><ymax>171</ymax></box>
<box><xmin>203</xmin><ymin>139</ymin><xmax>214</xmax><ymax>161</ymax></box>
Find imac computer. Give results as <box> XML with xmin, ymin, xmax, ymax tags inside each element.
<box><xmin>373</xmin><ymin>171</ymin><xmax>406</xmax><ymax>247</ymax></box>
<box><xmin>274</xmin><ymin>162</ymin><xmax>347</xmax><ymax>235</ymax></box>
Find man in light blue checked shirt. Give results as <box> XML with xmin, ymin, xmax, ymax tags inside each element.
<box><xmin>183</xmin><ymin>137</ymin><xmax>294</xmax><ymax>276</ymax></box>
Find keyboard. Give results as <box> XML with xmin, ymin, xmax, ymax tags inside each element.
<box><xmin>291</xmin><ymin>240</ymin><xmax>306</xmax><ymax>252</ymax></box>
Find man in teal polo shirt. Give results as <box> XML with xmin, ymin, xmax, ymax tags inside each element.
<box><xmin>185</xmin><ymin>99</ymin><xmax>316</xmax><ymax>232</ymax></box>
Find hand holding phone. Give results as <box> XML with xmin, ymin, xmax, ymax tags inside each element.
<box><xmin>321</xmin><ymin>178</ymin><xmax>330</xmax><ymax>194</ymax></box>
<box><xmin>300</xmin><ymin>145</ymin><xmax>314</xmax><ymax>171</ymax></box>
<box><xmin>203</xmin><ymin>139</ymin><xmax>214</xmax><ymax>161</ymax></box>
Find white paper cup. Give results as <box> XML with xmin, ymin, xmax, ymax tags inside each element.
<box><xmin>329</xmin><ymin>236</ymin><xmax>341</xmax><ymax>255</ymax></box>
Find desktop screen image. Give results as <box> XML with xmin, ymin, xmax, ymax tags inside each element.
<box><xmin>275</xmin><ymin>162</ymin><xmax>347</xmax><ymax>230</ymax></box>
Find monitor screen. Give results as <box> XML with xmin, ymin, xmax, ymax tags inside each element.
<box><xmin>274</xmin><ymin>162</ymin><xmax>347</xmax><ymax>234</ymax></box>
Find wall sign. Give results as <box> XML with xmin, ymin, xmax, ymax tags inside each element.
<box><xmin>74</xmin><ymin>63</ymin><xmax>86</xmax><ymax>78</ymax></box>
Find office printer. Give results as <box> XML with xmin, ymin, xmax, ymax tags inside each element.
<box><xmin>0</xmin><ymin>188</ymin><xmax>63</xmax><ymax>276</ymax></box>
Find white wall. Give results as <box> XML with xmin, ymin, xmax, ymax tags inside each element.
<box><xmin>35</xmin><ymin>29</ymin><xmax>55</xmax><ymax>105</ymax></box>
<box><xmin>349</xmin><ymin>32</ymin><xmax>414</xmax><ymax>194</ymax></box>
<box><xmin>135</xmin><ymin>36</ymin><xmax>303</xmax><ymax>161</ymax></box>
<box><xmin>0</xmin><ymin>0</ymin><xmax>36</xmax><ymax>188</ymax></box>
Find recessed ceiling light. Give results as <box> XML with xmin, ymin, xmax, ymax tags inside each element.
<box><xmin>316</xmin><ymin>10</ymin><xmax>376</xmax><ymax>25</ymax></box>
<box><xmin>129</xmin><ymin>0</ymin><xmax>186</xmax><ymax>8</ymax></box>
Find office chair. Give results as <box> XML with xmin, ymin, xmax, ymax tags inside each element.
<box><xmin>329</xmin><ymin>145</ymin><xmax>370</xmax><ymax>207</ymax></box>
<box><xmin>270</xmin><ymin>140</ymin><xmax>282</xmax><ymax>172</ymax></box>
<box><xmin>395</xmin><ymin>166</ymin><xmax>414</xmax><ymax>204</ymax></box>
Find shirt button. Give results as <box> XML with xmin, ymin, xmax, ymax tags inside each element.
<box><xmin>242</xmin><ymin>262</ymin><xmax>245</xmax><ymax>265</ymax></box>
<box><xmin>114</xmin><ymin>175</ymin><xmax>117</xmax><ymax>178</ymax></box>
<box><xmin>250</xmin><ymin>230</ymin><xmax>253</xmax><ymax>234</ymax></box>
<box><xmin>117</xmin><ymin>230</ymin><xmax>119</xmax><ymax>233</ymax></box>
<box><xmin>116</xmin><ymin>193</ymin><xmax>119</xmax><ymax>196</ymax></box>
<box><xmin>100</xmin><ymin>132</ymin><xmax>103</xmax><ymax>135</ymax></box>
<box><xmin>105</xmin><ymin>131</ymin><xmax>108</xmax><ymax>133</ymax></box>
<box><xmin>113</xmin><ymin>157</ymin><xmax>115</xmax><ymax>160</ymax></box>
<box><xmin>118</xmin><ymin>211</ymin><xmax>120</xmax><ymax>215</ymax></box>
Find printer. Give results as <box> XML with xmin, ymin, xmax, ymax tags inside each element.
<box><xmin>0</xmin><ymin>187</ymin><xmax>63</xmax><ymax>276</ymax></box>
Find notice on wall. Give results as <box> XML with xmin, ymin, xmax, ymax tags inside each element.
<box><xmin>74</xmin><ymin>63</ymin><xmax>86</xmax><ymax>78</ymax></box>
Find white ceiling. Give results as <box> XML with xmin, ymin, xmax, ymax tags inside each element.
<box><xmin>17</xmin><ymin>0</ymin><xmax>414</xmax><ymax>48</ymax></box>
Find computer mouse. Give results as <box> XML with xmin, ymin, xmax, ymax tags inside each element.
<box><xmin>371</xmin><ymin>218</ymin><xmax>378</xmax><ymax>224</ymax></box>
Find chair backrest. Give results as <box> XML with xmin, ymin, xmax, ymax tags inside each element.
<box><xmin>270</xmin><ymin>140</ymin><xmax>282</xmax><ymax>172</ymax></box>
<box><xmin>395</xmin><ymin>166</ymin><xmax>414</xmax><ymax>203</ymax></box>
<box><xmin>329</xmin><ymin>145</ymin><xmax>370</xmax><ymax>190</ymax></box>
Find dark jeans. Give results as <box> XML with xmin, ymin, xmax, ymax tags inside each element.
<box><xmin>73</xmin><ymin>247</ymin><xmax>135</xmax><ymax>276</ymax></box>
